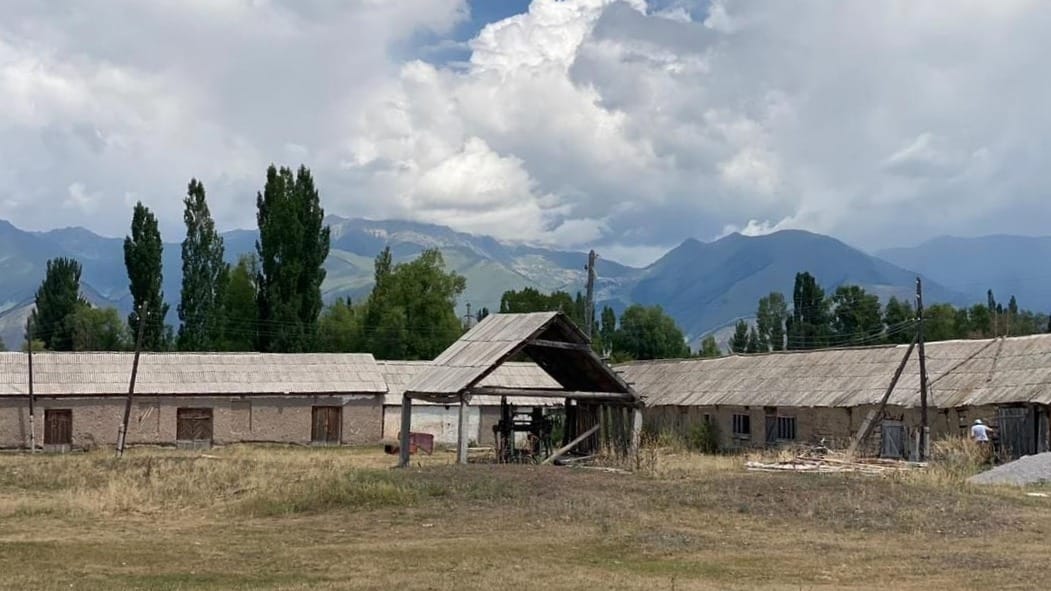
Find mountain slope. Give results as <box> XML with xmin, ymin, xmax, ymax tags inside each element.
<box><xmin>631</xmin><ymin>230</ymin><xmax>963</xmax><ymax>339</ymax></box>
<box><xmin>878</xmin><ymin>235</ymin><xmax>1051</xmax><ymax>309</ymax></box>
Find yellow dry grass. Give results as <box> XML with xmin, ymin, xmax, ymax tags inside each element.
<box><xmin>0</xmin><ymin>443</ymin><xmax>1048</xmax><ymax>591</ymax></box>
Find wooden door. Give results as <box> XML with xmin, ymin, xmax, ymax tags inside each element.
<box><xmin>880</xmin><ymin>420</ymin><xmax>905</xmax><ymax>459</ymax></box>
<box><xmin>44</xmin><ymin>409</ymin><xmax>72</xmax><ymax>446</ymax></box>
<box><xmin>311</xmin><ymin>406</ymin><xmax>341</xmax><ymax>444</ymax></box>
<box><xmin>764</xmin><ymin>408</ymin><xmax>778</xmax><ymax>446</ymax></box>
<box><xmin>176</xmin><ymin>408</ymin><xmax>213</xmax><ymax>443</ymax></box>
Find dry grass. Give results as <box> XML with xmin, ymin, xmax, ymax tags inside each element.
<box><xmin>1</xmin><ymin>444</ymin><xmax>1049</xmax><ymax>590</ymax></box>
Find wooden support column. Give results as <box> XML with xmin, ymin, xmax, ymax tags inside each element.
<box><xmin>457</xmin><ymin>394</ymin><xmax>469</xmax><ymax>465</ymax></box>
<box><xmin>630</xmin><ymin>406</ymin><xmax>644</xmax><ymax>467</ymax></box>
<box><xmin>398</xmin><ymin>395</ymin><xmax>413</xmax><ymax>468</ymax></box>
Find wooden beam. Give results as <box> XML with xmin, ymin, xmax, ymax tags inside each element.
<box><xmin>398</xmin><ymin>395</ymin><xmax>413</xmax><ymax>468</ymax></box>
<box><xmin>630</xmin><ymin>407</ymin><xmax>644</xmax><ymax>469</ymax></box>
<box><xmin>542</xmin><ymin>424</ymin><xmax>601</xmax><ymax>465</ymax></box>
<box><xmin>456</xmin><ymin>394</ymin><xmax>468</xmax><ymax>465</ymax></box>
<box><xmin>467</xmin><ymin>386</ymin><xmax>634</xmax><ymax>402</ymax></box>
<box><xmin>526</xmin><ymin>339</ymin><xmax>592</xmax><ymax>352</ymax></box>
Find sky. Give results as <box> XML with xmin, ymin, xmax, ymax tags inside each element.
<box><xmin>1</xmin><ymin>0</ymin><xmax>1049</xmax><ymax>266</ymax></box>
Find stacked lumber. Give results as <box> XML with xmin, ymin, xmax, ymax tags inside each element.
<box><xmin>745</xmin><ymin>454</ymin><xmax>925</xmax><ymax>475</ymax></box>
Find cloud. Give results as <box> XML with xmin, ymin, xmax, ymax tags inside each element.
<box><xmin>3</xmin><ymin>0</ymin><xmax>1051</xmax><ymax>266</ymax></box>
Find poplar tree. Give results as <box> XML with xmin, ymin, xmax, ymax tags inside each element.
<box><xmin>255</xmin><ymin>165</ymin><xmax>330</xmax><ymax>352</ymax></box>
<box><xmin>30</xmin><ymin>257</ymin><xmax>86</xmax><ymax>351</ymax></box>
<box><xmin>124</xmin><ymin>202</ymin><xmax>170</xmax><ymax>350</ymax></box>
<box><xmin>178</xmin><ymin>179</ymin><xmax>227</xmax><ymax>351</ymax></box>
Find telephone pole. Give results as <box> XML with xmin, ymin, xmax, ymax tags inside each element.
<box><xmin>117</xmin><ymin>303</ymin><xmax>148</xmax><ymax>458</ymax></box>
<box><xmin>915</xmin><ymin>277</ymin><xmax>930</xmax><ymax>461</ymax></box>
<box><xmin>584</xmin><ymin>250</ymin><xmax>597</xmax><ymax>339</ymax></box>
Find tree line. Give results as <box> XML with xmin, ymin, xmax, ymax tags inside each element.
<box><xmin>726</xmin><ymin>272</ymin><xmax>1049</xmax><ymax>354</ymax></box>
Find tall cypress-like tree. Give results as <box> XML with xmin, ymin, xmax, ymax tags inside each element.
<box><xmin>255</xmin><ymin>164</ymin><xmax>330</xmax><ymax>352</ymax></box>
<box><xmin>786</xmin><ymin>272</ymin><xmax>830</xmax><ymax>350</ymax></box>
<box><xmin>30</xmin><ymin>257</ymin><xmax>86</xmax><ymax>351</ymax></box>
<box><xmin>124</xmin><ymin>202</ymin><xmax>170</xmax><ymax>350</ymax></box>
<box><xmin>178</xmin><ymin>179</ymin><xmax>228</xmax><ymax>351</ymax></box>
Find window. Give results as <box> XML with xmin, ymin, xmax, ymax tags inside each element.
<box><xmin>777</xmin><ymin>416</ymin><xmax>797</xmax><ymax>441</ymax></box>
<box><xmin>732</xmin><ymin>413</ymin><xmax>751</xmax><ymax>437</ymax></box>
<box><xmin>44</xmin><ymin>409</ymin><xmax>73</xmax><ymax>447</ymax></box>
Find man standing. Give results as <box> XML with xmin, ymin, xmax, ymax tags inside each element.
<box><xmin>970</xmin><ymin>419</ymin><xmax>991</xmax><ymax>443</ymax></box>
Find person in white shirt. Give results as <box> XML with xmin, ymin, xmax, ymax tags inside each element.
<box><xmin>970</xmin><ymin>419</ymin><xmax>991</xmax><ymax>443</ymax></box>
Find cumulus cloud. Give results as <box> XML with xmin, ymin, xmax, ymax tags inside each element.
<box><xmin>2</xmin><ymin>0</ymin><xmax>1051</xmax><ymax>264</ymax></box>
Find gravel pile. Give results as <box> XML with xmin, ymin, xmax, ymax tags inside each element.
<box><xmin>968</xmin><ymin>452</ymin><xmax>1051</xmax><ymax>486</ymax></box>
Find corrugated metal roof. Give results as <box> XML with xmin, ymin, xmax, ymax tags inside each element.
<box><xmin>0</xmin><ymin>352</ymin><xmax>387</xmax><ymax>396</ymax></box>
<box><xmin>617</xmin><ymin>334</ymin><xmax>1051</xmax><ymax>408</ymax></box>
<box><xmin>378</xmin><ymin>360</ymin><xmax>562</xmax><ymax>406</ymax></box>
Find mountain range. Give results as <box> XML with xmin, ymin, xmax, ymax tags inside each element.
<box><xmin>1</xmin><ymin>215</ymin><xmax>1040</xmax><ymax>351</ymax></box>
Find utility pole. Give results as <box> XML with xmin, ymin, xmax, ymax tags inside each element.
<box><xmin>584</xmin><ymin>250</ymin><xmax>597</xmax><ymax>339</ymax></box>
<box><xmin>117</xmin><ymin>303</ymin><xmax>148</xmax><ymax>458</ymax></box>
<box><xmin>25</xmin><ymin>317</ymin><xmax>36</xmax><ymax>454</ymax></box>
<box><xmin>915</xmin><ymin>277</ymin><xmax>930</xmax><ymax>461</ymax></box>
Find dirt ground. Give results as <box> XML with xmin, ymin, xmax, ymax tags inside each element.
<box><xmin>0</xmin><ymin>445</ymin><xmax>1047</xmax><ymax>590</ymax></box>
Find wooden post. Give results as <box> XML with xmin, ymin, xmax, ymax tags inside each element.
<box><xmin>846</xmin><ymin>333</ymin><xmax>918</xmax><ymax>457</ymax></box>
<box><xmin>457</xmin><ymin>394</ymin><xmax>469</xmax><ymax>465</ymax></box>
<box><xmin>25</xmin><ymin>317</ymin><xmax>36</xmax><ymax>453</ymax></box>
<box><xmin>117</xmin><ymin>303</ymin><xmax>147</xmax><ymax>458</ymax></box>
<box><xmin>542</xmin><ymin>424</ymin><xmax>601</xmax><ymax>465</ymax></box>
<box><xmin>630</xmin><ymin>406</ymin><xmax>644</xmax><ymax>467</ymax></box>
<box><xmin>584</xmin><ymin>250</ymin><xmax>597</xmax><ymax>339</ymax></box>
<box><xmin>916</xmin><ymin>278</ymin><xmax>930</xmax><ymax>461</ymax></box>
<box><xmin>398</xmin><ymin>394</ymin><xmax>413</xmax><ymax>468</ymax></box>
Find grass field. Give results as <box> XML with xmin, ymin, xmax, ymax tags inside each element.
<box><xmin>0</xmin><ymin>444</ymin><xmax>1048</xmax><ymax>591</ymax></box>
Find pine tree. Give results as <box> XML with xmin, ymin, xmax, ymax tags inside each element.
<box><xmin>124</xmin><ymin>202</ymin><xmax>170</xmax><ymax>350</ymax></box>
<box><xmin>30</xmin><ymin>257</ymin><xmax>86</xmax><ymax>351</ymax></box>
<box><xmin>786</xmin><ymin>272</ymin><xmax>830</xmax><ymax>350</ymax></box>
<box><xmin>178</xmin><ymin>179</ymin><xmax>228</xmax><ymax>351</ymax></box>
<box><xmin>730</xmin><ymin>320</ymin><xmax>750</xmax><ymax>353</ymax></box>
<box><xmin>745</xmin><ymin>327</ymin><xmax>761</xmax><ymax>353</ymax></box>
<box><xmin>255</xmin><ymin>164</ymin><xmax>331</xmax><ymax>352</ymax></box>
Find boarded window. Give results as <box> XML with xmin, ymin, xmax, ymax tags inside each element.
<box><xmin>176</xmin><ymin>408</ymin><xmax>213</xmax><ymax>444</ymax></box>
<box><xmin>137</xmin><ymin>402</ymin><xmax>160</xmax><ymax>435</ymax></box>
<box><xmin>44</xmin><ymin>409</ymin><xmax>72</xmax><ymax>446</ymax></box>
<box><xmin>311</xmin><ymin>406</ymin><xmax>342</xmax><ymax>444</ymax></box>
<box><xmin>232</xmin><ymin>400</ymin><xmax>252</xmax><ymax>433</ymax></box>
<box><xmin>732</xmin><ymin>413</ymin><xmax>751</xmax><ymax>437</ymax></box>
<box><xmin>777</xmin><ymin>416</ymin><xmax>797</xmax><ymax>441</ymax></box>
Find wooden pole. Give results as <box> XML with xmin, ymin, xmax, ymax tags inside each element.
<box><xmin>916</xmin><ymin>278</ymin><xmax>930</xmax><ymax>461</ymax></box>
<box><xmin>456</xmin><ymin>394</ymin><xmax>469</xmax><ymax>465</ymax></box>
<box><xmin>846</xmin><ymin>333</ymin><xmax>918</xmax><ymax>456</ymax></box>
<box><xmin>117</xmin><ymin>303</ymin><xmax>147</xmax><ymax>458</ymax></box>
<box><xmin>398</xmin><ymin>394</ymin><xmax>413</xmax><ymax>468</ymax></box>
<box><xmin>630</xmin><ymin>406</ymin><xmax>643</xmax><ymax>468</ymax></box>
<box><xmin>26</xmin><ymin>317</ymin><xmax>36</xmax><ymax>453</ymax></box>
<box><xmin>542</xmin><ymin>424</ymin><xmax>600</xmax><ymax>465</ymax></box>
<box><xmin>584</xmin><ymin>250</ymin><xmax>597</xmax><ymax>339</ymax></box>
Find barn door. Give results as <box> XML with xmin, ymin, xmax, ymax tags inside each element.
<box><xmin>997</xmin><ymin>406</ymin><xmax>1035</xmax><ymax>460</ymax></box>
<box><xmin>1038</xmin><ymin>409</ymin><xmax>1049</xmax><ymax>454</ymax></box>
<box><xmin>44</xmin><ymin>409</ymin><xmax>72</xmax><ymax>451</ymax></box>
<box><xmin>764</xmin><ymin>408</ymin><xmax>778</xmax><ymax>446</ymax></box>
<box><xmin>176</xmin><ymin>408</ymin><xmax>213</xmax><ymax>448</ymax></box>
<box><xmin>880</xmin><ymin>420</ymin><xmax>905</xmax><ymax>459</ymax></box>
<box><xmin>311</xmin><ymin>406</ymin><xmax>342</xmax><ymax>444</ymax></box>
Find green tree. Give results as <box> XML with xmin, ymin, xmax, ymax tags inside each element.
<box><xmin>317</xmin><ymin>297</ymin><xmax>362</xmax><ymax>352</ymax></box>
<box><xmin>698</xmin><ymin>335</ymin><xmax>721</xmax><ymax>358</ymax></box>
<box><xmin>255</xmin><ymin>164</ymin><xmax>331</xmax><ymax>352</ymax></box>
<box><xmin>786</xmin><ymin>272</ymin><xmax>831</xmax><ymax>350</ymax></box>
<box><xmin>745</xmin><ymin>327</ymin><xmax>761</xmax><ymax>353</ymax></box>
<box><xmin>499</xmin><ymin>287</ymin><xmax>583</xmax><ymax>327</ymax></box>
<box><xmin>831</xmin><ymin>285</ymin><xmax>883</xmax><ymax>346</ymax></box>
<box><xmin>364</xmin><ymin>248</ymin><xmax>466</xmax><ymax>359</ymax></box>
<box><xmin>70</xmin><ymin>305</ymin><xmax>130</xmax><ymax>351</ymax></box>
<box><xmin>883</xmin><ymin>296</ymin><xmax>915</xmax><ymax>344</ymax></box>
<box><xmin>924</xmin><ymin>303</ymin><xmax>958</xmax><ymax>342</ymax></box>
<box><xmin>729</xmin><ymin>319</ymin><xmax>750</xmax><ymax>353</ymax></box>
<box><xmin>124</xmin><ymin>202</ymin><xmax>170</xmax><ymax>350</ymax></box>
<box><xmin>756</xmin><ymin>292</ymin><xmax>788</xmax><ymax>352</ymax></box>
<box><xmin>217</xmin><ymin>255</ymin><xmax>260</xmax><ymax>351</ymax></box>
<box><xmin>613</xmin><ymin>305</ymin><xmax>689</xmax><ymax>361</ymax></box>
<box><xmin>178</xmin><ymin>179</ymin><xmax>227</xmax><ymax>351</ymax></box>
<box><xmin>0</xmin><ymin>335</ymin><xmax>5</xmax><ymax>351</ymax></box>
<box><xmin>598</xmin><ymin>305</ymin><xmax>617</xmax><ymax>355</ymax></box>
<box><xmin>475</xmin><ymin>307</ymin><xmax>490</xmax><ymax>322</ymax></box>
<box><xmin>968</xmin><ymin>304</ymin><xmax>992</xmax><ymax>337</ymax></box>
<box><xmin>30</xmin><ymin>257</ymin><xmax>86</xmax><ymax>351</ymax></box>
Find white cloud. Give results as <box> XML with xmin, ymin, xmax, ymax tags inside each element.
<box><xmin>3</xmin><ymin>0</ymin><xmax>1051</xmax><ymax>264</ymax></box>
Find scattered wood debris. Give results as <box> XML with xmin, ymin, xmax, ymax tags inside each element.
<box><xmin>745</xmin><ymin>453</ymin><xmax>925</xmax><ymax>475</ymax></box>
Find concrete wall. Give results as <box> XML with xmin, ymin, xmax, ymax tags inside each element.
<box><xmin>0</xmin><ymin>395</ymin><xmax>383</xmax><ymax>450</ymax></box>
<box><xmin>381</xmin><ymin>404</ymin><xmax>482</xmax><ymax>446</ymax></box>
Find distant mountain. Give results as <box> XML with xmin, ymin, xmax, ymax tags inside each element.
<box><xmin>878</xmin><ymin>235</ymin><xmax>1051</xmax><ymax>310</ymax></box>
<box><xmin>627</xmin><ymin>230</ymin><xmax>964</xmax><ymax>341</ymax></box>
<box><xmin>0</xmin><ymin>217</ymin><xmax>976</xmax><ymax>352</ymax></box>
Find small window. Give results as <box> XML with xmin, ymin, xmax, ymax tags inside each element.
<box><xmin>732</xmin><ymin>413</ymin><xmax>751</xmax><ymax>437</ymax></box>
<box><xmin>702</xmin><ymin>413</ymin><xmax>712</xmax><ymax>425</ymax></box>
<box><xmin>777</xmin><ymin>416</ymin><xmax>797</xmax><ymax>441</ymax></box>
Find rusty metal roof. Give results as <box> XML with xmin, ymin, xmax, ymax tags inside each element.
<box><xmin>403</xmin><ymin>312</ymin><xmax>636</xmax><ymax>401</ymax></box>
<box><xmin>0</xmin><ymin>352</ymin><xmax>387</xmax><ymax>396</ymax></box>
<box><xmin>378</xmin><ymin>361</ymin><xmax>562</xmax><ymax>406</ymax></box>
<box><xmin>617</xmin><ymin>334</ymin><xmax>1051</xmax><ymax>408</ymax></box>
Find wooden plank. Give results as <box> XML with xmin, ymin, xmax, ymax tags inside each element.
<box><xmin>457</xmin><ymin>395</ymin><xmax>468</xmax><ymax>465</ymax></box>
<box><xmin>397</xmin><ymin>395</ymin><xmax>412</xmax><ymax>468</ymax></box>
<box><xmin>526</xmin><ymin>339</ymin><xmax>592</xmax><ymax>352</ymax></box>
<box><xmin>541</xmin><ymin>424</ymin><xmax>600</xmax><ymax>465</ymax></box>
<box><xmin>467</xmin><ymin>387</ymin><xmax>634</xmax><ymax>402</ymax></box>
